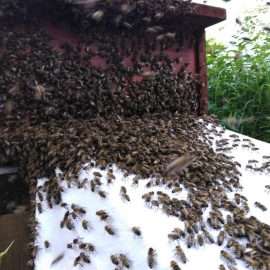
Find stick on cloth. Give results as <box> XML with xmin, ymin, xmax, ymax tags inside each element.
<box><xmin>165</xmin><ymin>154</ymin><xmax>196</xmax><ymax>175</ymax></box>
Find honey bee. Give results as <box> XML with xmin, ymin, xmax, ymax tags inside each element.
<box><xmin>165</xmin><ymin>154</ymin><xmax>196</xmax><ymax>175</ymax></box>
<box><xmin>119</xmin><ymin>254</ymin><xmax>131</xmax><ymax>268</ymax></box>
<box><xmin>111</xmin><ymin>254</ymin><xmax>120</xmax><ymax>265</ymax></box>
<box><xmin>186</xmin><ymin>234</ymin><xmax>195</xmax><ymax>248</ymax></box>
<box><xmin>37</xmin><ymin>191</ymin><xmax>44</xmax><ymax>201</ymax></box>
<box><xmin>220</xmin><ymin>250</ymin><xmax>236</xmax><ymax>265</ymax></box>
<box><xmin>105</xmin><ymin>225</ymin><xmax>115</xmax><ymax>235</ymax></box>
<box><xmin>197</xmin><ymin>234</ymin><xmax>204</xmax><ymax>246</ymax></box>
<box><xmin>175</xmin><ymin>245</ymin><xmax>187</xmax><ymax>264</ymax></box>
<box><xmin>81</xmin><ymin>252</ymin><xmax>91</xmax><ymax>264</ymax></box>
<box><xmin>132</xmin><ymin>226</ymin><xmax>142</xmax><ymax>236</ymax></box>
<box><xmin>93</xmin><ymin>172</ymin><xmax>102</xmax><ymax>178</ymax></box>
<box><xmin>82</xmin><ymin>220</ymin><xmax>90</xmax><ymax>230</ymax></box>
<box><xmin>234</xmin><ymin>193</ymin><xmax>241</xmax><ymax>205</ymax></box>
<box><xmin>147</xmin><ymin>248</ymin><xmax>156</xmax><ymax>269</ymax></box>
<box><xmin>142</xmin><ymin>192</ymin><xmax>154</xmax><ymax>203</ymax></box>
<box><xmin>44</xmin><ymin>240</ymin><xmax>50</xmax><ymax>248</ymax></box>
<box><xmin>90</xmin><ymin>180</ymin><xmax>96</xmax><ymax>192</ymax></box>
<box><xmin>170</xmin><ymin>260</ymin><xmax>181</xmax><ymax>270</ymax></box>
<box><xmin>67</xmin><ymin>243</ymin><xmax>73</xmax><ymax>249</ymax></box>
<box><xmin>265</xmin><ymin>185</ymin><xmax>270</xmax><ymax>193</ymax></box>
<box><xmin>71</xmin><ymin>204</ymin><xmax>86</xmax><ymax>215</ymax></box>
<box><xmin>98</xmin><ymin>190</ymin><xmax>107</xmax><ymax>198</ymax></box>
<box><xmin>66</xmin><ymin>219</ymin><xmax>75</xmax><ymax>230</ymax></box>
<box><xmin>219</xmin><ymin>264</ymin><xmax>226</xmax><ymax>270</ymax></box>
<box><xmin>217</xmin><ymin>231</ymin><xmax>226</xmax><ymax>246</ymax></box>
<box><xmin>202</xmin><ymin>229</ymin><xmax>215</xmax><ymax>244</ymax></box>
<box><xmin>96</xmin><ymin>210</ymin><xmax>109</xmax><ymax>220</ymax></box>
<box><xmin>51</xmin><ymin>253</ymin><xmax>65</xmax><ymax>266</ymax></box>
<box><xmin>37</xmin><ymin>203</ymin><xmax>43</xmax><ymax>214</ymax></box>
<box><xmin>172</xmin><ymin>187</ymin><xmax>182</xmax><ymax>193</ymax></box>
<box><xmin>254</xmin><ymin>201</ymin><xmax>267</xmax><ymax>211</ymax></box>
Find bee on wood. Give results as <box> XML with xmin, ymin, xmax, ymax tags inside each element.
<box><xmin>37</xmin><ymin>203</ymin><xmax>43</xmax><ymax>214</ymax></box>
<box><xmin>111</xmin><ymin>254</ymin><xmax>120</xmax><ymax>265</ymax></box>
<box><xmin>219</xmin><ymin>264</ymin><xmax>226</xmax><ymax>270</ymax></box>
<box><xmin>90</xmin><ymin>180</ymin><xmax>96</xmax><ymax>192</ymax></box>
<box><xmin>105</xmin><ymin>225</ymin><xmax>115</xmax><ymax>235</ymax></box>
<box><xmin>220</xmin><ymin>250</ymin><xmax>236</xmax><ymax>265</ymax></box>
<box><xmin>132</xmin><ymin>226</ymin><xmax>142</xmax><ymax>236</ymax></box>
<box><xmin>81</xmin><ymin>252</ymin><xmax>91</xmax><ymax>264</ymax></box>
<box><xmin>202</xmin><ymin>229</ymin><xmax>215</xmax><ymax>244</ymax></box>
<box><xmin>82</xmin><ymin>220</ymin><xmax>90</xmax><ymax>230</ymax></box>
<box><xmin>175</xmin><ymin>245</ymin><xmax>187</xmax><ymax>264</ymax></box>
<box><xmin>147</xmin><ymin>248</ymin><xmax>156</xmax><ymax>269</ymax></box>
<box><xmin>186</xmin><ymin>234</ymin><xmax>195</xmax><ymax>248</ymax></box>
<box><xmin>67</xmin><ymin>243</ymin><xmax>73</xmax><ymax>249</ymax></box>
<box><xmin>66</xmin><ymin>219</ymin><xmax>75</xmax><ymax>230</ymax></box>
<box><xmin>44</xmin><ymin>240</ymin><xmax>50</xmax><ymax>248</ymax></box>
<box><xmin>51</xmin><ymin>253</ymin><xmax>65</xmax><ymax>266</ymax></box>
<box><xmin>265</xmin><ymin>185</ymin><xmax>270</xmax><ymax>193</ymax></box>
<box><xmin>98</xmin><ymin>190</ymin><xmax>107</xmax><ymax>198</ymax></box>
<box><xmin>71</xmin><ymin>204</ymin><xmax>86</xmax><ymax>215</ymax></box>
<box><xmin>142</xmin><ymin>192</ymin><xmax>154</xmax><ymax>203</ymax></box>
<box><xmin>170</xmin><ymin>260</ymin><xmax>181</xmax><ymax>270</ymax></box>
<box><xmin>172</xmin><ymin>187</ymin><xmax>182</xmax><ymax>193</ymax></box>
<box><xmin>37</xmin><ymin>191</ymin><xmax>44</xmax><ymax>201</ymax></box>
<box><xmin>254</xmin><ymin>201</ymin><xmax>267</xmax><ymax>211</ymax></box>
<box><xmin>119</xmin><ymin>254</ymin><xmax>131</xmax><ymax>268</ymax></box>
<box><xmin>96</xmin><ymin>210</ymin><xmax>109</xmax><ymax>220</ymax></box>
<box><xmin>165</xmin><ymin>154</ymin><xmax>196</xmax><ymax>175</ymax></box>
<box><xmin>217</xmin><ymin>231</ymin><xmax>225</xmax><ymax>246</ymax></box>
<box><xmin>234</xmin><ymin>193</ymin><xmax>241</xmax><ymax>205</ymax></box>
<box><xmin>197</xmin><ymin>234</ymin><xmax>204</xmax><ymax>246</ymax></box>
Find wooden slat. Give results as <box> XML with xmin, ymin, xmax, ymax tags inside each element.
<box><xmin>0</xmin><ymin>212</ymin><xmax>29</xmax><ymax>270</ymax></box>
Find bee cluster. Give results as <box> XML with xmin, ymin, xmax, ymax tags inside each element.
<box><xmin>0</xmin><ymin>1</ymin><xmax>270</xmax><ymax>270</ymax></box>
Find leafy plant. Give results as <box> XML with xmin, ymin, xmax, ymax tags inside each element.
<box><xmin>206</xmin><ymin>13</ymin><xmax>270</xmax><ymax>142</ymax></box>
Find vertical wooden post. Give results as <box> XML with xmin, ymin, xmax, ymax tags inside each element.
<box><xmin>195</xmin><ymin>30</ymin><xmax>208</xmax><ymax>115</ymax></box>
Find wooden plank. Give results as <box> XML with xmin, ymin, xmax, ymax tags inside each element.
<box><xmin>0</xmin><ymin>212</ymin><xmax>29</xmax><ymax>270</ymax></box>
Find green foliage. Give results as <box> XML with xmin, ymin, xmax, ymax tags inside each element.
<box><xmin>206</xmin><ymin>15</ymin><xmax>270</xmax><ymax>142</ymax></box>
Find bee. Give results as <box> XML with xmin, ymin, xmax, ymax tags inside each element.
<box><xmin>234</xmin><ymin>193</ymin><xmax>241</xmax><ymax>205</ymax></box>
<box><xmin>147</xmin><ymin>248</ymin><xmax>156</xmax><ymax>269</ymax></box>
<box><xmin>111</xmin><ymin>254</ymin><xmax>120</xmax><ymax>265</ymax></box>
<box><xmin>220</xmin><ymin>250</ymin><xmax>236</xmax><ymax>265</ymax></box>
<box><xmin>91</xmin><ymin>10</ymin><xmax>104</xmax><ymax>22</ymax></box>
<box><xmin>82</xmin><ymin>220</ymin><xmax>90</xmax><ymax>230</ymax></box>
<box><xmin>37</xmin><ymin>191</ymin><xmax>44</xmax><ymax>201</ymax></box>
<box><xmin>96</xmin><ymin>210</ymin><xmax>109</xmax><ymax>220</ymax></box>
<box><xmin>228</xmin><ymin>265</ymin><xmax>238</xmax><ymax>270</ymax></box>
<box><xmin>44</xmin><ymin>240</ymin><xmax>50</xmax><ymax>248</ymax></box>
<box><xmin>254</xmin><ymin>201</ymin><xmax>267</xmax><ymax>211</ymax></box>
<box><xmin>98</xmin><ymin>190</ymin><xmax>107</xmax><ymax>198</ymax></box>
<box><xmin>265</xmin><ymin>185</ymin><xmax>270</xmax><ymax>193</ymax></box>
<box><xmin>219</xmin><ymin>264</ymin><xmax>226</xmax><ymax>270</ymax></box>
<box><xmin>202</xmin><ymin>229</ymin><xmax>215</xmax><ymax>244</ymax></box>
<box><xmin>80</xmin><ymin>252</ymin><xmax>91</xmax><ymax>264</ymax></box>
<box><xmin>51</xmin><ymin>253</ymin><xmax>65</xmax><ymax>266</ymax></box>
<box><xmin>67</xmin><ymin>243</ymin><xmax>73</xmax><ymax>249</ymax></box>
<box><xmin>132</xmin><ymin>226</ymin><xmax>142</xmax><ymax>236</ymax></box>
<box><xmin>90</xmin><ymin>180</ymin><xmax>96</xmax><ymax>192</ymax></box>
<box><xmin>142</xmin><ymin>192</ymin><xmax>154</xmax><ymax>203</ymax></box>
<box><xmin>66</xmin><ymin>219</ymin><xmax>75</xmax><ymax>230</ymax></box>
<box><xmin>175</xmin><ymin>245</ymin><xmax>187</xmax><ymax>264</ymax></box>
<box><xmin>172</xmin><ymin>187</ymin><xmax>182</xmax><ymax>193</ymax></box>
<box><xmin>105</xmin><ymin>225</ymin><xmax>115</xmax><ymax>235</ymax></box>
<box><xmin>217</xmin><ymin>231</ymin><xmax>225</xmax><ymax>246</ymax></box>
<box><xmin>168</xmin><ymin>231</ymin><xmax>181</xmax><ymax>240</ymax></box>
<box><xmin>170</xmin><ymin>260</ymin><xmax>181</xmax><ymax>270</ymax></box>
<box><xmin>165</xmin><ymin>154</ymin><xmax>196</xmax><ymax>175</ymax></box>
<box><xmin>197</xmin><ymin>234</ymin><xmax>204</xmax><ymax>246</ymax></box>
<box><xmin>74</xmin><ymin>254</ymin><xmax>82</xmax><ymax>267</ymax></box>
<box><xmin>119</xmin><ymin>254</ymin><xmax>131</xmax><ymax>268</ymax></box>
<box><xmin>186</xmin><ymin>234</ymin><xmax>195</xmax><ymax>248</ymax></box>
<box><xmin>37</xmin><ymin>203</ymin><xmax>43</xmax><ymax>214</ymax></box>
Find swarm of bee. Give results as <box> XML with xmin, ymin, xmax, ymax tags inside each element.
<box><xmin>0</xmin><ymin>1</ymin><xmax>270</xmax><ymax>270</ymax></box>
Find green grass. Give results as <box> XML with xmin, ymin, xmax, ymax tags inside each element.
<box><xmin>206</xmin><ymin>16</ymin><xmax>270</xmax><ymax>142</ymax></box>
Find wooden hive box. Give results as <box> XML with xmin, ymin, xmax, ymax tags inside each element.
<box><xmin>0</xmin><ymin>2</ymin><xmax>226</xmax><ymax>269</ymax></box>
